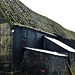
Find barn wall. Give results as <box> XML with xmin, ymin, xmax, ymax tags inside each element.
<box><xmin>69</xmin><ymin>53</ymin><xmax>75</xmax><ymax>72</ymax></box>
<box><xmin>13</xmin><ymin>26</ymin><xmax>49</xmax><ymax>68</ymax></box>
<box><xmin>13</xmin><ymin>26</ymin><xmax>61</xmax><ymax>67</ymax></box>
<box><xmin>0</xmin><ymin>22</ymin><xmax>11</xmax><ymax>71</ymax></box>
<box><xmin>23</xmin><ymin>48</ymin><xmax>68</xmax><ymax>75</ymax></box>
<box><xmin>13</xmin><ymin>25</ymin><xmax>75</xmax><ymax>73</ymax></box>
<box><xmin>43</xmin><ymin>37</ymin><xmax>75</xmax><ymax>72</ymax></box>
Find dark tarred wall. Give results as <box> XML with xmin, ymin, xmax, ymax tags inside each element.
<box><xmin>13</xmin><ymin>25</ymin><xmax>75</xmax><ymax>72</ymax></box>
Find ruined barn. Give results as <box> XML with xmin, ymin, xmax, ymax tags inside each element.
<box><xmin>0</xmin><ymin>0</ymin><xmax>75</xmax><ymax>75</ymax></box>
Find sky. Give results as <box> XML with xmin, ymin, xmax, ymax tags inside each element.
<box><xmin>20</xmin><ymin>0</ymin><xmax>75</xmax><ymax>32</ymax></box>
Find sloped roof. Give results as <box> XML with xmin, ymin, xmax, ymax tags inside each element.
<box><xmin>0</xmin><ymin>0</ymin><xmax>75</xmax><ymax>40</ymax></box>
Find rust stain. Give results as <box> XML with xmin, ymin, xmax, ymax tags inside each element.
<box><xmin>41</xmin><ymin>70</ymin><xmax>45</xmax><ymax>72</ymax></box>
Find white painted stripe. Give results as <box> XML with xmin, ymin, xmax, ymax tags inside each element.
<box><xmin>24</xmin><ymin>47</ymin><xmax>68</xmax><ymax>57</ymax></box>
<box><xmin>45</xmin><ymin>36</ymin><xmax>75</xmax><ymax>53</ymax></box>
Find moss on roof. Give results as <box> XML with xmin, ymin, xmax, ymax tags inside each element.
<box><xmin>0</xmin><ymin>5</ymin><xmax>7</xmax><ymax>23</ymax></box>
<box><xmin>0</xmin><ymin>0</ymin><xmax>75</xmax><ymax>40</ymax></box>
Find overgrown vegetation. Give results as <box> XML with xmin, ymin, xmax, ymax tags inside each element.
<box><xmin>0</xmin><ymin>0</ymin><xmax>75</xmax><ymax>40</ymax></box>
